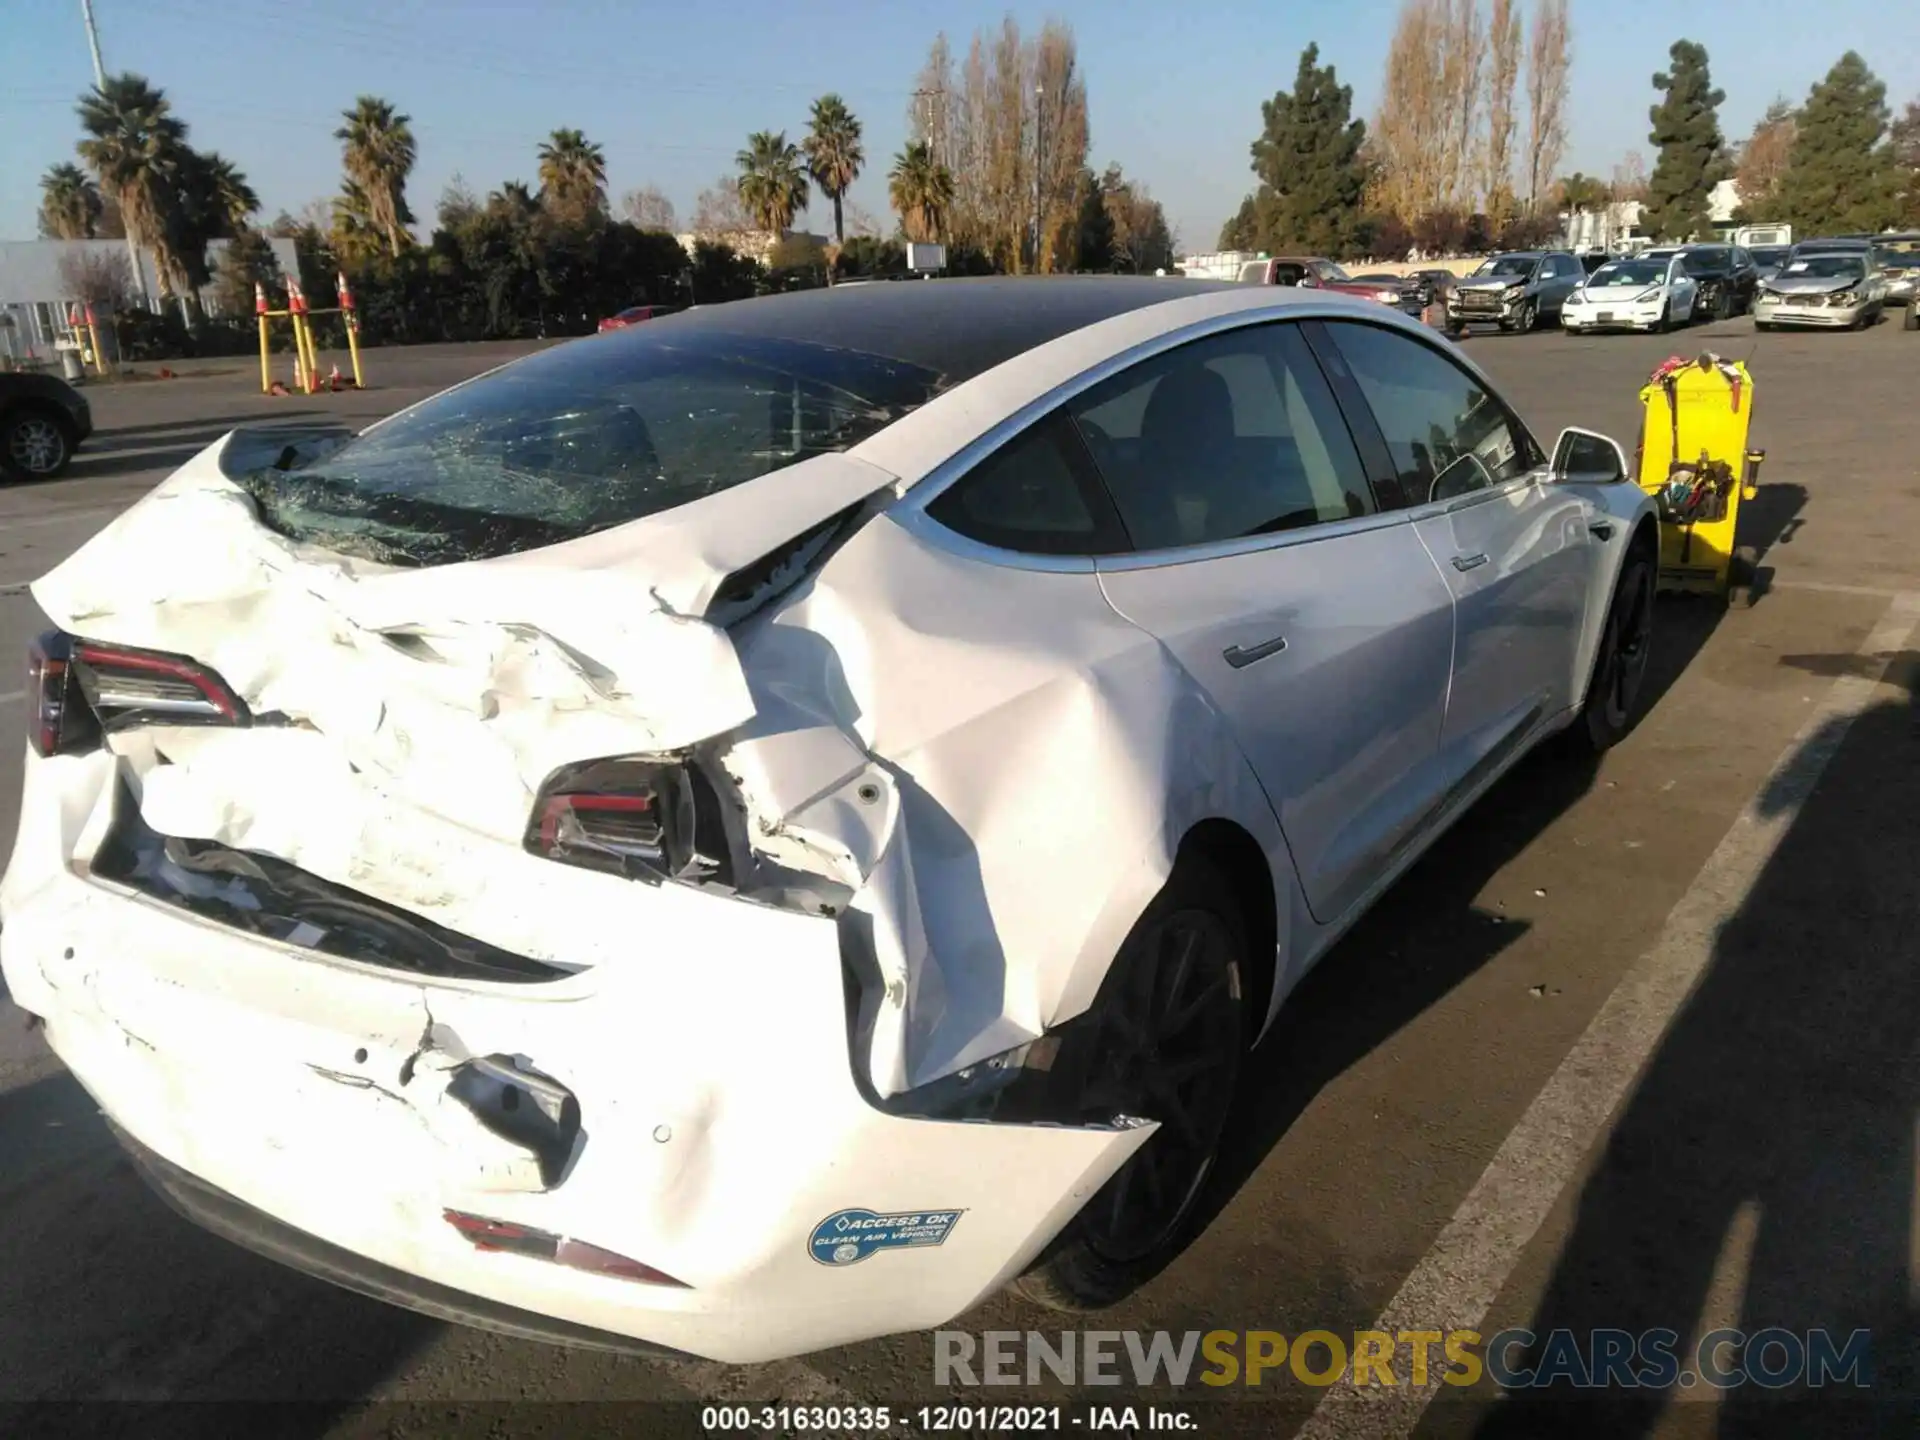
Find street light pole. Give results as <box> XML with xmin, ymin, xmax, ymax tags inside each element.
<box><xmin>79</xmin><ymin>0</ymin><xmax>154</xmax><ymax>313</ymax></box>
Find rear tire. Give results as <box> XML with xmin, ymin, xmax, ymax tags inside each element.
<box><xmin>1013</xmin><ymin>861</ymin><xmax>1248</xmax><ymax>1311</ymax></box>
<box><xmin>1569</xmin><ymin>544</ymin><xmax>1656</xmax><ymax>755</ymax></box>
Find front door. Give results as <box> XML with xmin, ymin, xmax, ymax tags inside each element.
<box><xmin>1312</xmin><ymin>319</ymin><xmax>1591</xmax><ymax>780</ymax></box>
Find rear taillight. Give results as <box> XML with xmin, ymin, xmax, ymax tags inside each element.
<box><xmin>26</xmin><ymin>631</ymin><xmax>100</xmax><ymax>758</ymax></box>
<box><xmin>26</xmin><ymin>629</ymin><xmax>250</xmax><ymax>757</ymax></box>
<box><xmin>71</xmin><ymin>639</ymin><xmax>249</xmax><ymax>730</ymax></box>
<box><xmin>443</xmin><ymin>1210</ymin><xmax>689</xmax><ymax>1288</ymax></box>
<box><xmin>525</xmin><ymin>757</ymin><xmax>730</xmax><ymax>884</ymax></box>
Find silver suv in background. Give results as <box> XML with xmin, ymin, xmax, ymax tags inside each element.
<box><xmin>1447</xmin><ymin>251</ymin><xmax>1585</xmax><ymax>332</ymax></box>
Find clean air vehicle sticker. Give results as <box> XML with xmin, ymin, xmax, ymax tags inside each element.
<box><xmin>808</xmin><ymin>1208</ymin><xmax>964</xmax><ymax>1266</ymax></box>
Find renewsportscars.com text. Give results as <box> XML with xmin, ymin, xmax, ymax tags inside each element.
<box><xmin>933</xmin><ymin>1328</ymin><xmax>1872</xmax><ymax>1391</ymax></box>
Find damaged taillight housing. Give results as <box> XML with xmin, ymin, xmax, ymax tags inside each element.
<box><xmin>26</xmin><ymin>628</ymin><xmax>250</xmax><ymax>757</ymax></box>
<box><xmin>25</xmin><ymin>631</ymin><xmax>100</xmax><ymax>758</ymax></box>
<box><xmin>524</xmin><ymin>756</ymin><xmax>732</xmax><ymax>886</ymax></box>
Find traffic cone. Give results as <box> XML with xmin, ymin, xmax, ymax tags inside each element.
<box><xmin>254</xmin><ymin>282</ymin><xmax>269</xmax><ymax>316</ymax></box>
<box><xmin>328</xmin><ymin>363</ymin><xmax>343</xmax><ymax>392</ymax></box>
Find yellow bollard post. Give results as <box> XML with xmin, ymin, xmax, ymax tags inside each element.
<box><xmin>84</xmin><ymin>305</ymin><xmax>107</xmax><ymax>375</ymax></box>
<box><xmin>254</xmin><ymin>283</ymin><xmax>272</xmax><ymax>393</ymax></box>
<box><xmin>336</xmin><ymin>273</ymin><xmax>364</xmax><ymax>388</ymax></box>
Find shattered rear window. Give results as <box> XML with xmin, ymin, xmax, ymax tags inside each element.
<box><xmin>232</xmin><ymin>331</ymin><xmax>945</xmax><ymax>566</ymax></box>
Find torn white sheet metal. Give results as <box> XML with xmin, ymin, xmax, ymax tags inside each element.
<box><xmin>727</xmin><ymin>511</ymin><xmax>1292</xmax><ymax>1098</ymax></box>
<box><xmin>25</xmin><ymin>422</ymin><xmax>1293</xmax><ymax>1100</ymax></box>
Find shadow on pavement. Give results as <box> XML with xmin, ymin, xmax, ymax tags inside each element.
<box><xmin>1186</xmin><ymin>587</ymin><xmax>1728</xmax><ymax>1274</ymax></box>
<box><xmin>0</xmin><ymin>1067</ymin><xmax>438</xmax><ymax>1436</ymax></box>
<box><xmin>1463</xmin><ymin>650</ymin><xmax>1920</xmax><ymax>1437</ymax></box>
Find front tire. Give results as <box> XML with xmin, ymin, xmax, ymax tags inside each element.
<box><xmin>1513</xmin><ymin>298</ymin><xmax>1537</xmax><ymax>333</ymax></box>
<box><xmin>1905</xmin><ymin>305</ymin><xmax>1918</xmax><ymax>332</ymax></box>
<box><xmin>1570</xmin><ymin>545</ymin><xmax>1656</xmax><ymax>755</ymax></box>
<box><xmin>1653</xmin><ymin>303</ymin><xmax>1671</xmax><ymax>334</ymax></box>
<box><xmin>1</xmin><ymin>406</ymin><xmax>75</xmax><ymax>480</ymax></box>
<box><xmin>1013</xmin><ymin>860</ymin><xmax>1248</xmax><ymax>1311</ymax></box>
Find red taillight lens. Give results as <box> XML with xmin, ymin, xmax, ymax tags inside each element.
<box><xmin>525</xmin><ymin>757</ymin><xmax>724</xmax><ymax>883</ymax></box>
<box><xmin>443</xmin><ymin>1209</ymin><xmax>689</xmax><ymax>1288</ymax></box>
<box><xmin>26</xmin><ymin>630</ymin><xmax>101</xmax><ymax>758</ymax></box>
<box><xmin>71</xmin><ymin>639</ymin><xmax>249</xmax><ymax>729</ymax></box>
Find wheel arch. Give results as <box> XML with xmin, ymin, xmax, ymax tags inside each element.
<box><xmin>1174</xmin><ymin>816</ymin><xmax>1279</xmax><ymax>1041</ymax></box>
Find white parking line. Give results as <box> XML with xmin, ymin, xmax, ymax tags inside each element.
<box><xmin>1297</xmin><ymin>589</ymin><xmax>1920</xmax><ymax>1439</ymax></box>
<box><xmin>0</xmin><ymin>690</ymin><xmax>23</xmax><ymax>706</ymax></box>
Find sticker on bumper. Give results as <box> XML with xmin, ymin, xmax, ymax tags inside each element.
<box><xmin>808</xmin><ymin>1208</ymin><xmax>964</xmax><ymax>1266</ymax></box>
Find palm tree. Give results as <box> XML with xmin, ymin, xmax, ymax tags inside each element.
<box><xmin>536</xmin><ymin>128</ymin><xmax>608</xmax><ymax>222</ymax></box>
<box><xmin>75</xmin><ymin>73</ymin><xmax>189</xmax><ymax>294</ymax></box>
<box><xmin>735</xmin><ymin>130</ymin><xmax>809</xmax><ymax>237</ymax></box>
<box><xmin>197</xmin><ymin>152</ymin><xmax>259</xmax><ymax>236</ymax></box>
<box><xmin>889</xmin><ymin>141</ymin><xmax>955</xmax><ymax>243</ymax></box>
<box><xmin>39</xmin><ymin>163</ymin><xmax>103</xmax><ymax>239</ymax></box>
<box><xmin>335</xmin><ymin>96</ymin><xmax>417</xmax><ymax>257</ymax></box>
<box><xmin>802</xmin><ymin>95</ymin><xmax>864</xmax><ymax>245</ymax></box>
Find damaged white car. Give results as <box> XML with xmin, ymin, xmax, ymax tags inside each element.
<box><xmin>1</xmin><ymin>280</ymin><xmax>1659</xmax><ymax>1362</ymax></box>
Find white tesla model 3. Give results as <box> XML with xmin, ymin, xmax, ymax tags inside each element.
<box><xmin>2</xmin><ymin>279</ymin><xmax>1658</xmax><ymax>1361</ymax></box>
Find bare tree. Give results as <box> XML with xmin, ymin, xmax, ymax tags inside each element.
<box><xmin>1440</xmin><ymin>0</ymin><xmax>1487</xmax><ymax>208</ymax></box>
<box><xmin>842</xmin><ymin>198</ymin><xmax>884</xmax><ymax>238</ymax></box>
<box><xmin>620</xmin><ymin>185</ymin><xmax>679</xmax><ymax>232</ymax></box>
<box><xmin>1524</xmin><ymin>0</ymin><xmax>1572</xmax><ymax>213</ymax></box>
<box><xmin>692</xmin><ymin>176</ymin><xmax>750</xmax><ymax>234</ymax></box>
<box><xmin>1734</xmin><ymin>100</ymin><xmax>1795</xmax><ymax>212</ymax></box>
<box><xmin>1611</xmin><ymin>149</ymin><xmax>1650</xmax><ymax>203</ymax></box>
<box><xmin>1373</xmin><ymin>0</ymin><xmax>1449</xmax><ymax>221</ymax></box>
<box><xmin>57</xmin><ymin>249</ymin><xmax>136</xmax><ymax>313</ymax></box>
<box><xmin>920</xmin><ymin>19</ymin><xmax>1089</xmax><ymax>271</ymax></box>
<box><xmin>1481</xmin><ymin>0</ymin><xmax>1523</xmax><ymax>223</ymax></box>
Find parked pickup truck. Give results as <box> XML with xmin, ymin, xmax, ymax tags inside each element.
<box><xmin>1235</xmin><ymin>256</ymin><xmax>1405</xmax><ymax>307</ymax></box>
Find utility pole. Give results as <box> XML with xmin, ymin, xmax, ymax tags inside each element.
<box><xmin>79</xmin><ymin>0</ymin><xmax>154</xmax><ymax>313</ymax></box>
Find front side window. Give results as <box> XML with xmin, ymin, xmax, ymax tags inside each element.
<box><xmin>1065</xmin><ymin>322</ymin><xmax>1373</xmax><ymax>551</ymax></box>
<box><xmin>231</xmin><ymin>331</ymin><xmax>944</xmax><ymax>566</ymax></box>
<box><xmin>1318</xmin><ymin>322</ymin><xmax>1541</xmax><ymax>507</ymax></box>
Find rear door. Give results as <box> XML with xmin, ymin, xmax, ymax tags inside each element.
<box><xmin>1075</xmin><ymin>320</ymin><xmax>1456</xmax><ymax>925</ymax></box>
<box><xmin>1309</xmin><ymin>319</ymin><xmax>1593</xmax><ymax>788</ymax></box>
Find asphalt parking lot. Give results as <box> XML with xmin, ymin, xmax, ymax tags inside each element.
<box><xmin>2</xmin><ymin>312</ymin><xmax>1917</xmax><ymax>1438</ymax></box>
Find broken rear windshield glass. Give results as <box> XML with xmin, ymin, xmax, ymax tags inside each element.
<box><xmin>231</xmin><ymin>330</ymin><xmax>945</xmax><ymax>567</ymax></box>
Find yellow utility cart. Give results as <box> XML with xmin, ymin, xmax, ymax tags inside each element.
<box><xmin>1634</xmin><ymin>353</ymin><xmax>1767</xmax><ymax>607</ymax></box>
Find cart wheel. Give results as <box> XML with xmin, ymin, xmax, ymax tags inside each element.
<box><xmin>1727</xmin><ymin>546</ymin><xmax>1761</xmax><ymax>609</ymax></box>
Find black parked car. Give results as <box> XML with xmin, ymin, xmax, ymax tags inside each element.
<box><xmin>1678</xmin><ymin>244</ymin><xmax>1758</xmax><ymax>319</ymax></box>
<box><xmin>1</xmin><ymin>371</ymin><xmax>92</xmax><ymax>480</ymax></box>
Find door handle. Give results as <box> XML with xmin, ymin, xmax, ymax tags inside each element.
<box><xmin>1451</xmin><ymin>553</ymin><xmax>1489</xmax><ymax>572</ymax></box>
<box><xmin>1223</xmin><ymin>635</ymin><xmax>1288</xmax><ymax>669</ymax></box>
<box><xmin>1589</xmin><ymin>519</ymin><xmax>1616</xmax><ymax>540</ymax></box>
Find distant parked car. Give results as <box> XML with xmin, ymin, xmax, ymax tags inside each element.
<box><xmin>1748</xmin><ymin>245</ymin><xmax>1791</xmax><ymax>283</ymax></box>
<box><xmin>0</xmin><ymin>370</ymin><xmax>92</xmax><ymax>480</ymax></box>
<box><xmin>1560</xmin><ymin>253</ymin><xmax>1699</xmax><ymax>333</ymax></box>
<box><xmin>1447</xmin><ymin>250</ymin><xmax>1585</xmax><ymax>332</ymax></box>
<box><xmin>1348</xmin><ymin>272</ymin><xmax>1426</xmax><ymax>315</ymax></box>
<box><xmin>598</xmin><ymin>304</ymin><xmax>669</xmax><ymax>332</ymax></box>
<box><xmin>1678</xmin><ymin>244</ymin><xmax>1758</xmax><ymax>318</ymax></box>
<box><xmin>1754</xmin><ymin>251</ymin><xmax>1884</xmax><ymax>330</ymax></box>
<box><xmin>1235</xmin><ymin>257</ymin><xmax>1405</xmax><ymax>307</ymax></box>
<box><xmin>1880</xmin><ymin>251</ymin><xmax>1918</xmax><ymax>306</ymax></box>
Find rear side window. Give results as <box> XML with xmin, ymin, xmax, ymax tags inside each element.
<box><xmin>1318</xmin><ymin>321</ymin><xmax>1541</xmax><ymax>507</ymax></box>
<box><xmin>229</xmin><ymin>332</ymin><xmax>944</xmax><ymax>566</ymax></box>
<box><xmin>924</xmin><ymin>414</ymin><xmax>1128</xmax><ymax>556</ymax></box>
<box><xmin>1065</xmin><ymin>321</ymin><xmax>1373</xmax><ymax>551</ymax></box>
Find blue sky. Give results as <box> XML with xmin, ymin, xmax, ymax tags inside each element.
<box><xmin>4</xmin><ymin>0</ymin><xmax>1917</xmax><ymax>251</ymax></box>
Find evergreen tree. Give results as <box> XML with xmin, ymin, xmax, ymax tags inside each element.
<box><xmin>1774</xmin><ymin>53</ymin><xmax>1903</xmax><ymax>235</ymax></box>
<box><xmin>1245</xmin><ymin>45</ymin><xmax>1370</xmax><ymax>257</ymax></box>
<box><xmin>1643</xmin><ymin>41</ymin><xmax>1726</xmax><ymax>241</ymax></box>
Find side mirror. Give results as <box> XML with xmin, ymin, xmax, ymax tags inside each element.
<box><xmin>1550</xmin><ymin>426</ymin><xmax>1628</xmax><ymax>486</ymax></box>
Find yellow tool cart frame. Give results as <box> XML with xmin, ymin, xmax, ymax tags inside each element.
<box><xmin>1634</xmin><ymin>353</ymin><xmax>1767</xmax><ymax>607</ymax></box>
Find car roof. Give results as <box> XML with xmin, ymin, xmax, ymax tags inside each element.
<box><xmin>624</xmin><ymin>277</ymin><xmax>1236</xmax><ymax>384</ymax></box>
